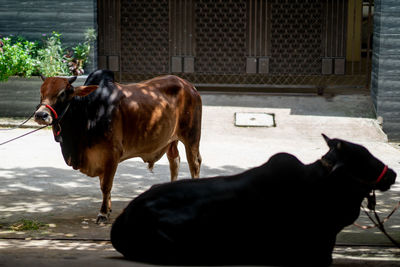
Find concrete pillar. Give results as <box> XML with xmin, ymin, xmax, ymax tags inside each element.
<box><xmin>371</xmin><ymin>0</ymin><xmax>400</xmax><ymax>140</ymax></box>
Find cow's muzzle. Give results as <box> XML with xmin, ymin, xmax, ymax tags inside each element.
<box><xmin>34</xmin><ymin>110</ymin><xmax>52</xmax><ymax>125</ymax></box>
<box><xmin>34</xmin><ymin>104</ymin><xmax>58</xmax><ymax>125</ymax></box>
<box><xmin>376</xmin><ymin>168</ymin><xmax>396</xmax><ymax>192</ymax></box>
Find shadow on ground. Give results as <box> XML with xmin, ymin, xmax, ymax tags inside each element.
<box><xmin>0</xmin><ymin>160</ymin><xmax>244</xmax><ymax>240</ymax></box>
<box><xmin>0</xmin><ymin>159</ymin><xmax>399</xmax><ymax>245</ymax></box>
<box><xmin>0</xmin><ymin>150</ymin><xmax>399</xmax><ymax>265</ymax></box>
<box><xmin>0</xmin><ymin>239</ymin><xmax>399</xmax><ymax>267</ymax></box>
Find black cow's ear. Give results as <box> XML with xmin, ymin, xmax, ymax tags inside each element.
<box><xmin>68</xmin><ymin>76</ymin><xmax>77</xmax><ymax>85</ymax></box>
<box><xmin>336</xmin><ymin>141</ymin><xmax>343</xmax><ymax>150</ymax></box>
<box><xmin>40</xmin><ymin>74</ymin><xmax>47</xmax><ymax>81</ymax></box>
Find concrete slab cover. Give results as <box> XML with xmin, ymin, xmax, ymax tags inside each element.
<box><xmin>235</xmin><ymin>112</ymin><xmax>275</xmax><ymax>127</ymax></box>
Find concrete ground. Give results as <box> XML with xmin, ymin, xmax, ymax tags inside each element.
<box><xmin>0</xmin><ymin>93</ymin><xmax>399</xmax><ymax>266</ymax></box>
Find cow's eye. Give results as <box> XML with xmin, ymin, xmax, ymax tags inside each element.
<box><xmin>58</xmin><ymin>91</ymin><xmax>67</xmax><ymax>102</ymax></box>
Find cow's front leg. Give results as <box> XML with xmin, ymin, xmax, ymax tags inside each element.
<box><xmin>97</xmin><ymin>162</ymin><xmax>117</xmax><ymax>224</ymax></box>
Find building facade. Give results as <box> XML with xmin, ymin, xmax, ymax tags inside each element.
<box><xmin>1</xmin><ymin>0</ymin><xmax>400</xmax><ymax>139</ymax></box>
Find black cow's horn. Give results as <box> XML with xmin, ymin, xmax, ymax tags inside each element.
<box><xmin>322</xmin><ymin>133</ymin><xmax>330</xmax><ymax>143</ymax></box>
<box><xmin>68</xmin><ymin>76</ymin><xmax>77</xmax><ymax>85</ymax></box>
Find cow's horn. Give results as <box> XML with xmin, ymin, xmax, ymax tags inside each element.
<box><xmin>68</xmin><ymin>76</ymin><xmax>77</xmax><ymax>85</ymax></box>
<box><xmin>322</xmin><ymin>133</ymin><xmax>330</xmax><ymax>144</ymax></box>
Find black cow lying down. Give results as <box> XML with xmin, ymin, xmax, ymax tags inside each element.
<box><xmin>111</xmin><ymin>135</ymin><xmax>396</xmax><ymax>266</ymax></box>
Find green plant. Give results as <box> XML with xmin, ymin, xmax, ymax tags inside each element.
<box><xmin>0</xmin><ymin>36</ymin><xmax>38</xmax><ymax>81</ymax></box>
<box><xmin>67</xmin><ymin>28</ymin><xmax>96</xmax><ymax>75</ymax></box>
<box><xmin>9</xmin><ymin>219</ymin><xmax>47</xmax><ymax>231</ymax></box>
<box><xmin>37</xmin><ymin>32</ymin><xmax>71</xmax><ymax>77</ymax></box>
<box><xmin>0</xmin><ymin>29</ymin><xmax>95</xmax><ymax>80</ymax></box>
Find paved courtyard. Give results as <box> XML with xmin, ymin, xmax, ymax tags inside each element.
<box><xmin>0</xmin><ymin>93</ymin><xmax>399</xmax><ymax>266</ymax></box>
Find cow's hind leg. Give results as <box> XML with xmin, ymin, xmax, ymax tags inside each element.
<box><xmin>184</xmin><ymin>141</ymin><xmax>201</xmax><ymax>178</ymax></box>
<box><xmin>167</xmin><ymin>141</ymin><xmax>180</xmax><ymax>182</ymax></box>
<box><xmin>186</xmin><ymin>147</ymin><xmax>201</xmax><ymax>178</ymax></box>
<box><xmin>181</xmin><ymin>101</ymin><xmax>202</xmax><ymax>178</ymax></box>
<box><xmin>97</xmin><ymin>162</ymin><xmax>118</xmax><ymax>224</ymax></box>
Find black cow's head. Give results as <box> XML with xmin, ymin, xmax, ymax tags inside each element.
<box><xmin>321</xmin><ymin>134</ymin><xmax>396</xmax><ymax>192</ymax></box>
<box><xmin>34</xmin><ymin>76</ymin><xmax>98</xmax><ymax>125</ymax></box>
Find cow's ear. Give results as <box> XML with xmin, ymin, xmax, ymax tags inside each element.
<box><xmin>73</xmin><ymin>85</ymin><xmax>98</xmax><ymax>97</ymax></box>
<box><xmin>40</xmin><ymin>74</ymin><xmax>47</xmax><ymax>81</ymax></box>
<box><xmin>68</xmin><ymin>76</ymin><xmax>77</xmax><ymax>85</ymax></box>
<box><xmin>336</xmin><ymin>141</ymin><xmax>343</xmax><ymax>150</ymax></box>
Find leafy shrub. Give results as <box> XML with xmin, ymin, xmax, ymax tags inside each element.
<box><xmin>37</xmin><ymin>32</ymin><xmax>71</xmax><ymax>77</ymax></box>
<box><xmin>0</xmin><ymin>36</ymin><xmax>38</xmax><ymax>81</ymax></box>
<box><xmin>0</xmin><ymin>29</ymin><xmax>96</xmax><ymax>81</ymax></box>
<box><xmin>66</xmin><ymin>28</ymin><xmax>97</xmax><ymax>75</ymax></box>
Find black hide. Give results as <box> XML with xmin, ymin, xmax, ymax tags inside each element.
<box><xmin>110</xmin><ymin>136</ymin><xmax>396</xmax><ymax>266</ymax></box>
<box><xmin>84</xmin><ymin>69</ymin><xmax>115</xmax><ymax>86</ymax></box>
<box><xmin>53</xmin><ymin>70</ymin><xmax>124</xmax><ymax>169</ymax></box>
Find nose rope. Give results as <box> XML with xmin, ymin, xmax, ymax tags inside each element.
<box><xmin>0</xmin><ymin>103</ymin><xmax>47</xmax><ymax>131</ymax></box>
<box><xmin>0</xmin><ymin>111</ymin><xmax>36</xmax><ymax>131</ymax></box>
<box><xmin>353</xmin><ymin>164</ymin><xmax>399</xmax><ymax>248</ymax></box>
<box><xmin>0</xmin><ymin>103</ymin><xmax>70</xmax><ymax>146</ymax></box>
<box><xmin>0</xmin><ymin>125</ymin><xmax>48</xmax><ymax>146</ymax></box>
<box><xmin>0</xmin><ymin>104</ymin><xmax>48</xmax><ymax>146</ymax></box>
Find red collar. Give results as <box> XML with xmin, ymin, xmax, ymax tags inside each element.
<box><xmin>45</xmin><ymin>104</ymin><xmax>58</xmax><ymax>120</ymax></box>
<box><xmin>42</xmin><ymin>104</ymin><xmax>60</xmax><ymax>136</ymax></box>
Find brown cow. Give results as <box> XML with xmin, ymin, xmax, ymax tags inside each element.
<box><xmin>34</xmin><ymin>70</ymin><xmax>202</xmax><ymax>223</ymax></box>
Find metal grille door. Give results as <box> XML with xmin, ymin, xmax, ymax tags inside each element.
<box><xmin>269</xmin><ymin>0</ymin><xmax>323</xmax><ymax>74</ymax></box>
<box><xmin>100</xmin><ymin>0</ymin><xmax>373</xmax><ymax>92</ymax></box>
<box><xmin>195</xmin><ymin>0</ymin><xmax>247</xmax><ymax>74</ymax></box>
<box><xmin>120</xmin><ymin>0</ymin><xmax>170</xmax><ymax>78</ymax></box>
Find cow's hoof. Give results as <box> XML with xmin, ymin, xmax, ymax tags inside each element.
<box><xmin>96</xmin><ymin>213</ymin><xmax>109</xmax><ymax>224</ymax></box>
